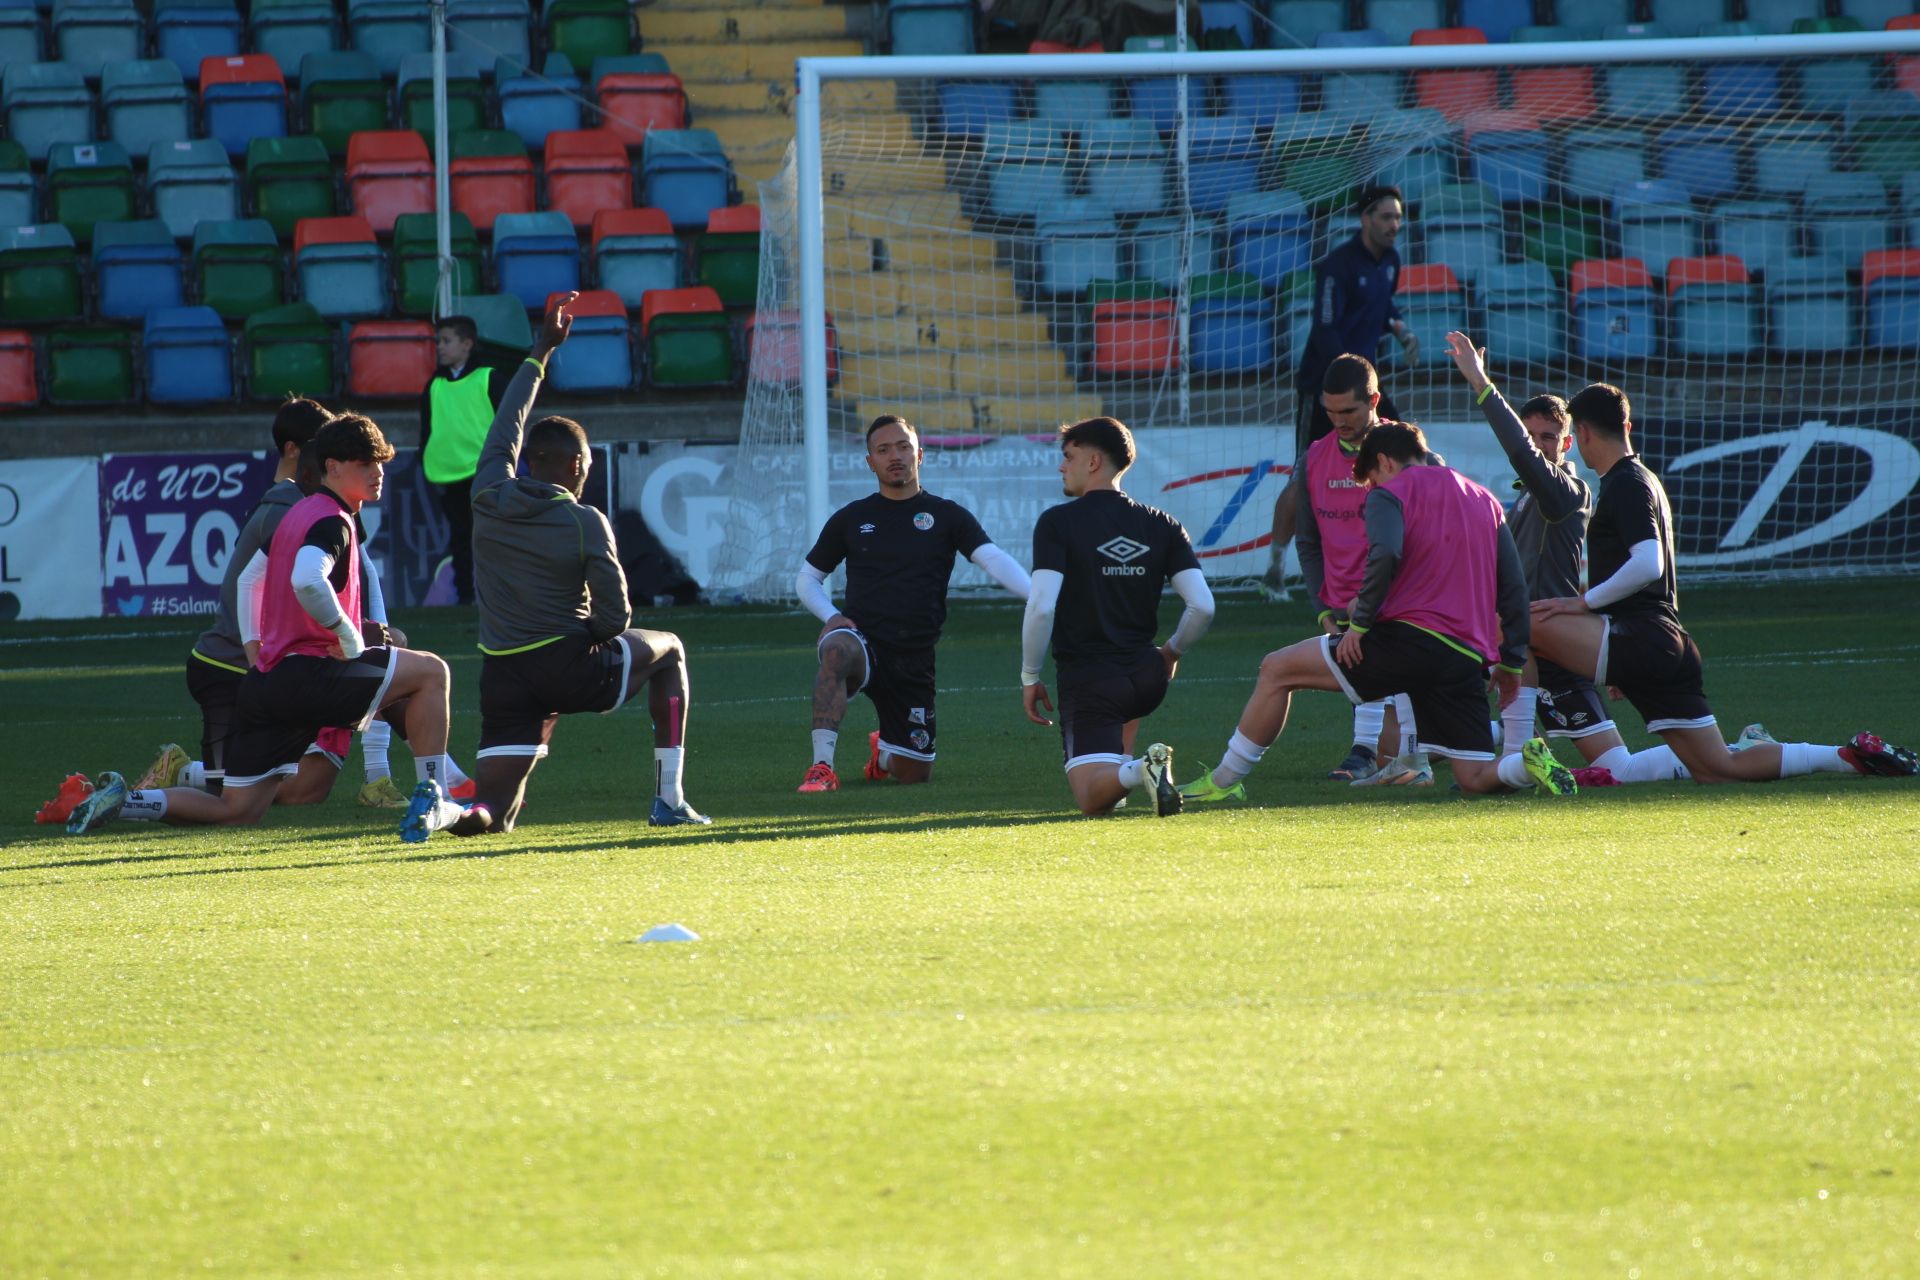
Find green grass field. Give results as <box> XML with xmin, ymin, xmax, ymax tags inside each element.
<box><xmin>4</xmin><ymin>583</ymin><xmax>1919</xmax><ymax>1277</ymax></box>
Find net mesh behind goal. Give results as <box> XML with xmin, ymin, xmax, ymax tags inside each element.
<box><xmin>712</xmin><ymin>39</ymin><xmax>1920</xmax><ymax>601</ymax></box>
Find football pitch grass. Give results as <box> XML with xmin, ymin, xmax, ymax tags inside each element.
<box><xmin>3</xmin><ymin>582</ymin><xmax>1918</xmax><ymax>1277</ymax></box>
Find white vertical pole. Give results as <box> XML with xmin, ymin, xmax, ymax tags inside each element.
<box><xmin>1173</xmin><ymin>6</ymin><xmax>1191</xmax><ymax>427</ymax></box>
<box><xmin>430</xmin><ymin>0</ymin><xmax>454</xmax><ymax>318</ymax></box>
<box><xmin>796</xmin><ymin>63</ymin><xmax>830</xmax><ymax>542</ymax></box>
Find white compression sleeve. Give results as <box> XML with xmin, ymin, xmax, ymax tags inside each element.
<box><xmin>1165</xmin><ymin>567</ymin><xmax>1215</xmax><ymax>656</ymax></box>
<box><xmin>1021</xmin><ymin>569</ymin><xmax>1063</xmax><ymax>684</ymax></box>
<box><xmin>969</xmin><ymin>542</ymin><xmax>1033</xmax><ymax>600</ymax></box>
<box><xmin>1584</xmin><ymin>538</ymin><xmax>1663</xmax><ymax>610</ymax></box>
<box><xmin>795</xmin><ymin>562</ymin><xmax>838</xmax><ymax>624</ymax></box>
<box><xmin>292</xmin><ymin>545</ymin><xmax>364</xmax><ymax>660</ymax></box>
<box><xmin>236</xmin><ymin>549</ymin><xmax>269</xmax><ymax>645</ymax></box>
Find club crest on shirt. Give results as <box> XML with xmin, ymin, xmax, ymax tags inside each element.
<box><xmin>908</xmin><ymin>707</ymin><xmax>927</xmax><ymax>725</ymax></box>
<box><xmin>913</xmin><ymin>512</ymin><xmax>934</xmax><ymax>530</ymax></box>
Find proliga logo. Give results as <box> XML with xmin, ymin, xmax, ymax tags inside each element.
<box><xmin>1097</xmin><ymin>536</ymin><xmax>1148</xmax><ymax>564</ymax></box>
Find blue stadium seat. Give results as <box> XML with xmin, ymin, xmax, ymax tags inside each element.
<box><xmin>1865</xmin><ymin>250</ymin><xmax>1920</xmax><ymax>349</ymax></box>
<box><xmin>1189</xmin><ymin>272</ymin><xmax>1274</xmax><ymax>374</ymax></box>
<box><xmin>981</xmin><ymin>122</ymin><xmax>1069</xmax><ymax>221</ymax></box>
<box><xmin>545</xmin><ymin>290</ymin><xmax>633</xmax><ymax>391</ymax></box>
<box><xmin>93</xmin><ymin>218</ymin><xmax>185</xmax><ymax>320</ymax></box>
<box><xmin>1186</xmin><ymin>115</ymin><xmax>1262</xmax><ymax>216</ymax></box>
<box><xmin>1805</xmin><ymin>172</ymin><xmax>1890</xmax><ymax>271</ymax></box>
<box><xmin>102</xmin><ymin>61</ymin><xmax>193</xmax><ymax>157</ymax></box>
<box><xmin>1649</xmin><ymin>0</ymin><xmax>1730</xmax><ymax>27</ymax></box>
<box><xmin>1130</xmin><ymin>215</ymin><xmax>1220</xmax><ymax>289</ymax></box>
<box><xmin>1668</xmin><ymin>254</ymin><xmax>1755</xmax><ymax>356</ymax></box>
<box><xmin>51</xmin><ymin>0</ymin><xmax>142</xmax><ymax>81</ymax></box>
<box><xmin>1743</xmin><ymin>0</ymin><xmax>1821</xmax><ymax>32</ymax></box>
<box><xmin>1125</xmin><ymin>70</ymin><xmax>1210</xmax><ymax>133</ymax></box>
<box><xmin>1561</xmin><ymin>128</ymin><xmax>1648</xmax><ymax>200</ymax></box>
<box><xmin>1570</xmin><ymin>258</ymin><xmax>1658</xmax><ymax>360</ymax></box>
<box><xmin>1601</xmin><ymin>20</ymin><xmax>1671</xmax><ymax>38</ymax></box>
<box><xmin>248</xmin><ymin>0</ymin><xmax>338</xmax><ymax>72</ymax></box>
<box><xmin>640</xmin><ymin>128</ymin><xmax>736</xmax><ymax>232</ymax></box>
<box><xmin>1700</xmin><ymin>58</ymin><xmax>1782</xmax><ymax>117</ymax></box>
<box><xmin>1767</xmin><ymin>257</ymin><xmax>1852</xmax><ymax>352</ymax></box>
<box><xmin>1395</xmin><ymin>263</ymin><xmax>1467</xmax><ymax>366</ymax></box>
<box><xmin>1267</xmin><ymin>0</ymin><xmax>1345</xmax><ymax>49</ymax></box>
<box><xmin>591</xmin><ymin>207</ymin><xmax>680</xmax><ymax>308</ymax></box>
<box><xmin>932</xmin><ymin>80</ymin><xmax>1017</xmax><ymax>138</ymax></box>
<box><xmin>1458</xmin><ymin>0</ymin><xmax>1531</xmax><ymax>41</ymax></box>
<box><xmin>1466</xmin><ymin>117</ymin><xmax>1549</xmax><ymax>205</ymax></box>
<box><xmin>1600</xmin><ymin>62</ymin><xmax>1687</xmax><ymax>120</ymax></box>
<box><xmin>200</xmin><ymin>54</ymin><xmax>289</xmax><ymax>160</ymax></box>
<box><xmin>1370</xmin><ymin>109</ymin><xmax>1453</xmax><ymax>209</ymax></box>
<box><xmin>0</xmin><ymin>0</ymin><xmax>43</xmax><ymax>66</ymax></box>
<box><xmin>1902</xmin><ymin>174</ymin><xmax>1920</xmax><ymax>247</ymax></box>
<box><xmin>1225</xmin><ymin>189</ymin><xmax>1313</xmax><ymax>289</ymax></box>
<box><xmin>1616</xmin><ymin>179</ymin><xmax>1701</xmax><ymax>280</ymax></box>
<box><xmin>1200</xmin><ymin>0</ymin><xmax>1257</xmax><ymax>47</ymax></box>
<box><xmin>1511</xmin><ymin>24</ymin><xmax>1600</xmax><ymax>40</ymax></box>
<box><xmin>1083</xmin><ymin>119</ymin><xmax>1167</xmax><ymax>217</ymax></box>
<box><xmin>294</xmin><ymin>215</ymin><xmax>386</xmax><ymax>319</ymax></box>
<box><xmin>148</xmin><ymin>138</ymin><xmax>240</xmax><ymax>239</ymax></box>
<box><xmin>1748</xmin><ymin>123</ymin><xmax>1834</xmax><ymax>198</ymax></box>
<box><xmin>498</xmin><ymin>54</ymin><xmax>582</xmax><ymax>149</ymax></box>
<box><xmin>1712</xmin><ymin>199</ymin><xmax>1796</xmax><ymax>279</ymax></box>
<box><xmin>492</xmin><ymin>211</ymin><xmax>582</xmax><ymax>309</ymax></box>
<box><xmin>153</xmin><ymin>0</ymin><xmax>242</xmax><ymax>82</ymax></box>
<box><xmin>347</xmin><ymin>0</ymin><xmax>430</xmax><ymax>76</ymax></box>
<box><xmin>145</xmin><ymin>304</ymin><xmax>234</xmax><ymax>402</ymax></box>
<box><xmin>448</xmin><ymin>0</ymin><xmax>529</xmax><ymax>71</ymax></box>
<box><xmin>1318</xmin><ymin>27</ymin><xmax>1389</xmax><ymax>46</ymax></box>
<box><xmin>1794</xmin><ymin>57</ymin><xmax>1872</xmax><ymax>116</ymax></box>
<box><xmin>1364</xmin><ymin>0</ymin><xmax>1443</xmax><ymax>44</ymax></box>
<box><xmin>888</xmin><ymin>0</ymin><xmax>974</xmax><ymax>55</ymax></box>
<box><xmin>1033</xmin><ymin>202</ymin><xmax>1120</xmax><ymax>296</ymax></box>
<box><xmin>1031</xmin><ymin>76</ymin><xmax>1117</xmax><ymax>130</ymax></box>
<box><xmin>1218</xmin><ymin>73</ymin><xmax>1301</xmax><ymax>129</ymax></box>
<box><xmin>1479</xmin><ymin>261</ymin><xmax>1563</xmax><ymax>362</ymax></box>
<box><xmin>1421</xmin><ymin>182</ymin><xmax>1506</xmax><ymax>286</ymax></box>
<box><xmin>2</xmin><ymin>61</ymin><xmax>94</xmax><ymax>164</ymax></box>
<box><xmin>1656</xmin><ymin>125</ymin><xmax>1741</xmax><ymax>201</ymax></box>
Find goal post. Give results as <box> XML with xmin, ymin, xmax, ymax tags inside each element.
<box><xmin>711</xmin><ymin>30</ymin><xmax>1920</xmax><ymax>602</ymax></box>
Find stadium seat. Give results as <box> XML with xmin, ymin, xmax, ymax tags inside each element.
<box><xmin>1600</xmin><ymin>60</ymin><xmax>1687</xmax><ymax>120</ymax></box>
<box><xmin>2</xmin><ymin>62</ymin><xmax>94</xmax><ymax>164</ymax></box>
<box><xmin>1701</xmin><ymin>57</ymin><xmax>1782</xmax><ymax>117</ymax></box>
<box><xmin>1668</xmin><ymin>254</ymin><xmax>1755</xmax><ymax>355</ymax></box>
<box><xmin>641</xmin><ymin>286</ymin><xmax>733</xmax><ymax>388</ymax></box>
<box><xmin>200</xmin><ymin>54</ymin><xmax>288</xmax><ymax>159</ymax></box>
<box><xmin>1748</xmin><ymin>122</ymin><xmax>1835</xmax><ymax>198</ymax></box>
<box><xmin>462</xmin><ymin>291</ymin><xmax>534</xmax><ymax>352</ymax></box>
<box><xmin>1410</xmin><ymin>28</ymin><xmax>1498</xmax><ymax>121</ymax></box>
<box><xmin>981</xmin><ymin>122</ymin><xmax>1070</xmax><ymax>222</ymax></box>
<box><xmin>1478</xmin><ymin>261</ymin><xmax>1563</xmax><ymax>361</ymax></box>
<box><xmin>0</xmin><ymin>141</ymin><xmax>34</xmax><ymax>232</ymax></box>
<box><xmin>696</xmin><ymin>205</ymin><xmax>761</xmax><ymax>308</ymax></box>
<box><xmin>397</xmin><ymin>51</ymin><xmax>487</xmax><ymax>138</ymax></box>
<box><xmin>1188</xmin><ymin>115</ymin><xmax>1263</xmax><ymax>216</ymax></box>
<box><xmin>448</xmin><ymin>0</ymin><xmax>530</xmax><ymax>69</ymax></box>
<box><xmin>1028</xmin><ymin>39</ymin><xmax>1106</xmax><ymax>53</ymax></box>
<box><xmin>1847</xmin><ymin>94</ymin><xmax>1920</xmax><ymax>188</ymax></box>
<box><xmin>1131</xmin><ymin>215</ymin><xmax>1221</xmax><ymax>290</ymax></box>
<box><xmin>544</xmin><ymin>288</ymin><xmax>633</xmax><ymax>391</ymax></box>
<box><xmin>1124</xmin><ymin>64</ymin><xmax>1210</xmax><ymax>133</ymax></box>
<box><xmin>346</xmin><ymin>130</ymin><xmax>432</xmax><ymax>234</ymax></box>
<box><xmin>102</xmin><ymin>61</ymin><xmax>193</xmax><ymax>158</ymax></box>
<box><xmin>1521</xmin><ymin>202</ymin><xmax>1606</xmax><ymax>280</ymax></box>
<box><xmin>1319</xmin><ymin>63</ymin><xmax>1402</xmax><ymax>122</ymax></box>
<box><xmin>1767</xmin><ymin>257</ymin><xmax>1852</xmax><ymax>352</ymax></box>
<box><xmin>1696</xmin><ymin>18</ymin><xmax>1761</xmax><ymax>35</ymax></box>
<box><xmin>1271</xmin><ymin>113</ymin><xmax>1360</xmax><ymax>208</ymax></box>
<box><xmin>1712</xmin><ymin>199</ymin><xmax>1795</xmax><ymax>279</ymax></box>
<box><xmin>1902</xmin><ymin>173</ymin><xmax>1920</xmax><ymax>247</ymax></box>
<box><xmin>1372</xmin><ymin>112</ymin><xmax>1454</xmax><ymax>208</ymax></box>
<box><xmin>1268</xmin><ymin>0</ymin><xmax>1346</xmax><ymax>49</ymax></box>
<box><xmin>1839</xmin><ymin>0</ymin><xmax>1915</xmax><ymax>25</ymax></box>
<box><xmin>0</xmin><ymin>224</ymin><xmax>84</xmax><ymax>324</ymax></box>
<box><xmin>889</xmin><ymin>0</ymin><xmax>974</xmax><ymax>55</ymax></box>
<box><xmin>244</xmin><ymin>301</ymin><xmax>334</xmax><ymax>399</ymax></box>
<box><xmin>1394</xmin><ymin>263</ymin><xmax>1466</xmax><ymax>366</ymax></box>
<box><xmin>391</xmin><ymin>211</ymin><xmax>481</xmax><ymax>316</ymax></box>
<box><xmin>93</xmin><ymin>219</ymin><xmax>185</xmax><ymax>320</ymax></box>
<box><xmin>1570</xmin><ymin>258</ymin><xmax>1658</xmax><ymax>359</ymax></box>
<box><xmin>1033</xmin><ymin>202</ymin><xmax>1120</xmax><ymax>297</ymax></box>
<box><xmin>347</xmin><ymin>0</ymin><xmax>429</xmax><ymax>77</ymax></box>
<box><xmin>1032</xmin><ymin>74</ymin><xmax>1118</xmax><ymax>131</ymax></box>
<box><xmin>300</xmin><ymin>51</ymin><xmax>388</xmax><ymax>158</ymax></box>
<box><xmin>1616</xmin><ymin>180</ymin><xmax>1701</xmax><ymax>281</ymax></box>
<box><xmin>250</xmin><ymin>0</ymin><xmax>339</xmax><ymax>74</ymax></box>
<box><xmin>1464</xmin><ymin>113</ymin><xmax>1549</xmax><ymax>205</ymax></box>
<box><xmin>47</xmin><ymin>142</ymin><xmax>136</xmax><ymax>242</ymax></box>
<box><xmin>0</xmin><ymin>329</ymin><xmax>38</xmax><ymax>409</ymax></box>
<box><xmin>1189</xmin><ymin>271</ymin><xmax>1275</xmax><ymax>374</ymax></box>
<box><xmin>1510</xmin><ymin>64</ymin><xmax>1597</xmax><ymax>123</ymax></box>
<box><xmin>1200</xmin><ymin>0</ymin><xmax>1258</xmax><ymax>47</ymax></box>
<box><xmin>246</xmin><ymin>135</ymin><xmax>337</xmax><ymax>237</ymax></box>
<box><xmin>154</xmin><ymin>0</ymin><xmax>242</xmax><ymax>82</ymax></box>
<box><xmin>591</xmin><ymin>207</ymin><xmax>681</xmax><ymax>308</ymax></box>
<box><xmin>498</xmin><ymin>54</ymin><xmax>583</xmax><ymax>150</ymax></box>
<box><xmin>1561</xmin><ymin>128</ymin><xmax>1648</xmax><ymax>200</ymax></box>
<box><xmin>447</xmin><ymin>129</ymin><xmax>534</xmax><ymax>234</ymax></box>
<box><xmin>743</xmin><ymin>309</ymin><xmax>839</xmax><ymax>388</ymax></box>
<box><xmin>640</xmin><ymin>129</ymin><xmax>735</xmax><ymax>232</ymax></box>
<box><xmin>1225</xmin><ymin>189</ymin><xmax>1313</xmax><ymax>290</ymax></box>
<box><xmin>294</xmin><ymin>215</ymin><xmax>386</xmax><ymax>318</ymax></box>
<box><xmin>1365</xmin><ymin>0</ymin><xmax>1444</xmax><ymax>44</ymax></box>
<box><xmin>492</xmin><ymin>210</ymin><xmax>582</xmax><ymax>309</ymax></box>
<box><xmin>51</xmin><ymin>0</ymin><xmax>142</xmax><ymax>82</ymax></box>
<box><xmin>1218</xmin><ymin>73</ymin><xmax>1302</xmax><ymax>129</ymax></box>
<box><xmin>1743</xmin><ymin>0</ymin><xmax>1821</xmax><ymax>32</ymax></box>
<box><xmin>144</xmin><ymin>304</ymin><xmax>234</xmax><ymax>402</ymax></box>
<box><xmin>0</xmin><ymin>0</ymin><xmax>40</xmax><ymax>69</ymax></box>
<box><xmin>1806</xmin><ymin>172</ymin><xmax>1890</xmax><ymax>272</ymax></box>
<box><xmin>1863</xmin><ymin>248</ymin><xmax>1920</xmax><ymax>348</ymax></box>
<box><xmin>46</xmin><ymin>325</ymin><xmax>135</xmax><ymax>403</ymax></box>
<box><xmin>1280</xmin><ymin>268</ymin><xmax>1314</xmax><ymax>359</ymax></box>
<box><xmin>1459</xmin><ymin>0</ymin><xmax>1531</xmax><ymax>42</ymax></box>
<box><xmin>545</xmin><ymin>0</ymin><xmax>634</xmax><ymax>71</ymax></box>
<box><xmin>1089</xmin><ymin>281</ymin><xmax>1177</xmax><ymax>375</ymax></box>
<box><xmin>345</xmin><ymin>318</ymin><xmax>434</xmax><ymax>397</ymax></box>
<box><xmin>1082</xmin><ymin>119</ymin><xmax>1167</xmax><ymax>218</ymax></box>
<box><xmin>1656</xmin><ymin>125</ymin><xmax>1741</xmax><ymax>201</ymax></box>
<box><xmin>148</xmin><ymin>138</ymin><xmax>241</xmax><ymax>239</ymax></box>
<box><xmin>545</xmin><ymin>128</ymin><xmax>634</xmax><ymax>229</ymax></box>
<box><xmin>1602</xmin><ymin>20</ymin><xmax>1672</xmax><ymax>37</ymax></box>
<box><xmin>193</xmin><ymin>218</ymin><xmax>284</xmax><ymax>319</ymax></box>
<box><xmin>596</xmin><ymin>65</ymin><xmax>689</xmax><ymax>147</ymax></box>
<box><xmin>931</xmin><ymin>80</ymin><xmax>1018</xmax><ymax>139</ymax></box>
<box><xmin>1422</xmin><ymin>182</ymin><xmax>1506</xmax><ymax>285</ymax></box>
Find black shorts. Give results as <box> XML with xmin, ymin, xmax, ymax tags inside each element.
<box><xmin>1057</xmin><ymin>658</ymin><xmax>1170</xmax><ymax>770</ymax></box>
<box><xmin>826</xmin><ymin>629</ymin><xmax>938</xmax><ymax>761</ymax></box>
<box><xmin>1535</xmin><ymin>656</ymin><xmax>1615</xmax><ymax>740</ymax></box>
<box><xmin>1598</xmin><ymin>614</ymin><xmax>1715</xmax><ymax>731</ymax></box>
<box><xmin>1295</xmin><ymin>384</ymin><xmax>1401</xmax><ymax>461</ymax></box>
<box><xmin>478</xmin><ymin>633</ymin><xmax>632</xmax><ymax>759</ymax></box>
<box><xmin>1321</xmin><ymin>622</ymin><xmax>1495</xmax><ymax>761</ymax></box>
<box><xmin>186</xmin><ymin>650</ymin><xmax>245</xmax><ymax>776</ymax></box>
<box><xmin>225</xmin><ymin>648</ymin><xmax>397</xmax><ymax>787</ymax></box>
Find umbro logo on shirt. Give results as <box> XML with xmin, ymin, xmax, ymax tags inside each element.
<box><xmin>1097</xmin><ymin>536</ymin><xmax>1149</xmax><ymax>577</ymax></box>
<box><xmin>859</xmin><ymin>523</ymin><xmax>876</xmax><ymax>534</ymax></box>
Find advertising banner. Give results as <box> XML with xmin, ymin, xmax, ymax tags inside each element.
<box><xmin>99</xmin><ymin>452</ymin><xmax>278</xmax><ymax>619</ymax></box>
<box><xmin>0</xmin><ymin>457</ymin><xmax>102</xmax><ymax>622</ymax></box>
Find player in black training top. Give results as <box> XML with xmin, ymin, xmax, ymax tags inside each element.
<box><xmin>1021</xmin><ymin>416</ymin><xmax>1216</xmax><ymax>817</ymax></box>
<box><xmin>1526</xmin><ymin>383</ymin><xmax>1916</xmax><ymax>784</ymax></box>
<box><xmin>795</xmin><ymin>415</ymin><xmax>1032</xmax><ymax>791</ymax></box>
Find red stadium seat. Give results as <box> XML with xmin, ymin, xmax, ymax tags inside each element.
<box><xmin>1028</xmin><ymin>39</ymin><xmax>1104</xmax><ymax>52</ymax></box>
<box><xmin>640</xmin><ymin>284</ymin><xmax>722</xmax><ymax>334</ymax></box>
<box><xmin>346</xmin><ymin>319</ymin><xmax>434</xmax><ymax>397</ymax></box>
<box><xmin>0</xmin><ymin>329</ymin><xmax>37</xmax><ymax>409</ymax></box>
<box><xmin>1569</xmin><ymin>257</ymin><xmax>1654</xmax><ymax>299</ymax></box>
<box><xmin>544</xmin><ymin>129</ymin><xmax>633</xmax><ymax>230</ymax></box>
<box><xmin>590</xmin><ymin>206</ymin><xmax>674</xmax><ymax>248</ymax></box>
<box><xmin>293</xmin><ymin>214</ymin><xmax>375</xmax><ymax>256</ymax></box>
<box><xmin>199</xmin><ymin>52</ymin><xmax>284</xmax><ymax>90</ymax></box>
<box><xmin>1410</xmin><ymin>29</ymin><xmax>1498</xmax><ymax>121</ymax></box>
<box><xmin>744</xmin><ymin>309</ymin><xmax>838</xmax><ymax>387</ymax></box>
<box><xmin>450</xmin><ymin>133</ymin><xmax>536</xmax><ymax>235</ymax></box>
<box><xmin>1666</xmin><ymin>253</ymin><xmax>1748</xmax><ymax>295</ymax></box>
<box><xmin>1091</xmin><ymin>298</ymin><xmax>1177</xmax><ymax>374</ymax></box>
<box><xmin>1398</xmin><ymin>262</ymin><xmax>1462</xmax><ymax>295</ymax></box>
<box><xmin>345</xmin><ymin>131</ymin><xmax>433</xmax><ymax>234</ymax></box>
<box><xmin>1510</xmin><ymin>65</ymin><xmax>1596</xmax><ymax>122</ymax></box>
<box><xmin>598</xmin><ymin>71</ymin><xmax>689</xmax><ymax>147</ymax></box>
<box><xmin>706</xmin><ymin>204</ymin><xmax>760</xmax><ymax>235</ymax></box>
<box><xmin>550</xmin><ymin>287</ymin><xmax>626</xmax><ymax>317</ymax></box>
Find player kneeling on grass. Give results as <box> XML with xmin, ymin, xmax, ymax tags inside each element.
<box><xmin>67</xmin><ymin>415</ymin><xmax>481</xmax><ymax>837</ymax></box>
<box><xmin>1021</xmin><ymin>416</ymin><xmax>1215</xmax><ymax>817</ymax></box>
<box><xmin>794</xmin><ymin>414</ymin><xmax>1031</xmax><ymax>792</ymax></box>
<box><xmin>1182</xmin><ymin>423</ymin><xmax>1578</xmax><ymax>802</ymax></box>
<box><xmin>450</xmin><ymin>293</ymin><xmax>708</xmax><ymax>835</ymax></box>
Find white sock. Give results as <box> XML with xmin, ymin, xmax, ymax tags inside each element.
<box><xmin>416</xmin><ymin>754</ymin><xmax>450</xmax><ymax>789</ymax></box>
<box><xmin>1496</xmin><ymin>752</ymin><xmax>1534</xmax><ymax>789</ymax></box>
<box><xmin>445</xmin><ymin>757</ymin><xmax>470</xmax><ymax>787</ymax></box>
<box><xmin>1502</xmin><ymin>687</ymin><xmax>1538</xmax><ymax>755</ymax></box>
<box><xmin>123</xmin><ymin>789</ymin><xmax>169</xmax><ymax>820</ymax></box>
<box><xmin>183</xmin><ymin>760</ymin><xmax>210</xmax><ymax>792</ymax></box>
<box><xmin>1116</xmin><ymin>757</ymin><xmax>1145</xmax><ymax>789</ymax></box>
<box><xmin>362</xmin><ymin>719</ymin><xmax>392</xmax><ymax>781</ymax></box>
<box><xmin>1592</xmin><ymin>744</ymin><xmax>1690</xmax><ymax>783</ymax></box>
<box><xmin>654</xmin><ymin>746</ymin><xmax>685</xmax><ymax>805</ymax></box>
<box><xmin>1779</xmin><ymin>742</ymin><xmax>1848</xmax><ymax>777</ymax></box>
<box><xmin>1214</xmin><ymin>730</ymin><xmax>1267</xmax><ymax>786</ymax></box>
<box><xmin>1393</xmin><ymin>693</ymin><xmax>1422</xmax><ymax>759</ymax></box>
<box><xmin>1352</xmin><ymin>700</ymin><xmax>1386</xmax><ymax>753</ymax></box>
<box><xmin>876</xmin><ymin>745</ymin><xmax>894</xmax><ymax>774</ymax></box>
<box><xmin>811</xmin><ymin>729</ymin><xmax>838</xmax><ymax>767</ymax></box>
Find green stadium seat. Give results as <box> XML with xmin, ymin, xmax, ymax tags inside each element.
<box><xmin>46</xmin><ymin>325</ymin><xmax>136</xmax><ymax>404</ymax></box>
<box><xmin>642</xmin><ymin>286</ymin><xmax>733</xmax><ymax>388</ymax></box>
<box><xmin>0</xmin><ymin>142</ymin><xmax>35</xmax><ymax>240</ymax></box>
<box><xmin>47</xmin><ymin>141</ymin><xmax>136</xmax><ymax>242</ymax></box>
<box><xmin>0</xmin><ymin>328</ymin><xmax>37</xmax><ymax>409</ymax></box>
<box><xmin>1848</xmin><ymin>94</ymin><xmax>1920</xmax><ymax>189</ymax></box>
<box><xmin>545</xmin><ymin>0</ymin><xmax>635</xmax><ymax>72</ymax></box>
<box><xmin>0</xmin><ymin>224</ymin><xmax>85</xmax><ymax>324</ymax></box>
<box><xmin>300</xmin><ymin>50</ymin><xmax>389</xmax><ymax>157</ymax></box>
<box><xmin>398</xmin><ymin>51</ymin><xmax>488</xmax><ymax>138</ymax></box>
<box><xmin>101</xmin><ymin>60</ymin><xmax>194</xmax><ymax>158</ymax></box>
<box><xmin>695</xmin><ymin>205</ymin><xmax>760</xmax><ymax>308</ymax></box>
<box><xmin>244</xmin><ymin>301</ymin><xmax>335</xmax><ymax>399</ymax></box>
<box><xmin>247</xmin><ymin>135</ymin><xmax>338</xmax><ymax>236</ymax></box>
<box><xmin>1521</xmin><ymin>202</ymin><xmax>1606</xmax><ymax>282</ymax></box>
<box><xmin>391</xmin><ymin>212</ymin><xmax>482</xmax><ymax>317</ymax></box>
<box><xmin>460</xmin><ymin>291</ymin><xmax>534</xmax><ymax>356</ymax></box>
<box><xmin>193</xmin><ymin>217</ymin><xmax>285</xmax><ymax>319</ymax></box>
<box><xmin>250</xmin><ymin>0</ymin><xmax>340</xmax><ymax>74</ymax></box>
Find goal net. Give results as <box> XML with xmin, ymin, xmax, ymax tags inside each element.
<box><xmin>710</xmin><ymin>32</ymin><xmax>1920</xmax><ymax>602</ymax></box>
